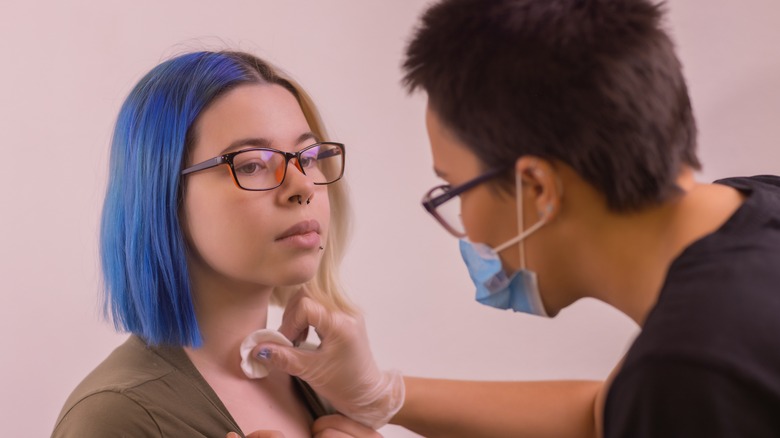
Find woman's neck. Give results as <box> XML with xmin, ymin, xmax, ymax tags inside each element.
<box><xmin>181</xmin><ymin>269</ymin><xmax>314</xmax><ymax>438</ymax></box>
<box><xmin>184</xmin><ymin>271</ymin><xmax>275</xmax><ymax>378</ymax></box>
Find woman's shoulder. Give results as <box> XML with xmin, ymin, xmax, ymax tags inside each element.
<box><xmin>62</xmin><ymin>335</ymin><xmax>176</xmax><ymax>401</ymax></box>
<box><xmin>52</xmin><ymin>335</ymin><xmax>176</xmax><ymax>436</ymax></box>
<box><xmin>52</xmin><ymin>390</ymin><xmax>162</xmax><ymax>437</ymax></box>
<box><xmin>52</xmin><ymin>335</ymin><xmax>239</xmax><ymax>437</ymax></box>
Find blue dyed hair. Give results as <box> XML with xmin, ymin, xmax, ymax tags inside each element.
<box><xmin>100</xmin><ymin>51</ymin><xmax>313</xmax><ymax>346</ymax></box>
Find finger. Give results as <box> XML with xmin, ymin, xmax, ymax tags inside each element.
<box><xmin>277</xmin><ymin>288</ymin><xmax>314</xmax><ymax>342</ymax></box>
<box><xmin>292</xmin><ymin>325</ymin><xmax>309</xmax><ymax>347</ymax></box>
<box><xmin>252</xmin><ymin>342</ymin><xmax>318</xmax><ymax>377</ymax></box>
<box><xmin>278</xmin><ymin>295</ymin><xmax>334</xmax><ymax>342</ymax></box>
<box><xmin>313</xmin><ymin>429</ymin><xmax>351</xmax><ymax>438</ymax></box>
<box><xmin>283</xmin><ymin>287</ymin><xmax>308</xmax><ymax>313</ymax></box>
<box><xmin>312</xmin><ymin>415</ymin><xmax>382</xmax><ymax>437</ymax></box>
<box><xmin>279</xmin><ymin>286</ymin><xmax>312</xmax><ymax>328</ymax></box>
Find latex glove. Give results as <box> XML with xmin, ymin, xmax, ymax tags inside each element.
<box><xmin>312</xmin><ymin>414</ymin><xmax>383</xmax><ymax>438</ymax></box>
<box><xmin>252</xmin><ymin>289</ymin><xmax>404</xmax><ymax>429</ymax></box>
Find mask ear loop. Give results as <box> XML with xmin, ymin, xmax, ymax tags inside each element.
<box><xmin>516</xmin><ymin>171</ymin><xmax>527</xmax><ymax>270</ymax></box>
<box><xmin>493</xmin><ymin>168</ymin><xmax>548</xmax><ymax>257</ymax></box>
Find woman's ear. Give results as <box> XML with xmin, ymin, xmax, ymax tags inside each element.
<box><xmin>515</xmin><ymin>156</ymin><xmax>562</xmax><ymax>221</ymax></box>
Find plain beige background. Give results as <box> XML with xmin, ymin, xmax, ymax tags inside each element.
<box><xmin>0</xmin><ymin>1</ymin><xmax>778</xmax><ymax>437</ymax></box>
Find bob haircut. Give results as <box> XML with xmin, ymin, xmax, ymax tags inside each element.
<box><xmin>403</xmin><ymin>0</ymin><xmax>700</xmax><ymax>212</ymax></box>
<box><xmin>101</xmin><ymin>51</ymin><xmax>354</xmax><ymax>347</ymax></box>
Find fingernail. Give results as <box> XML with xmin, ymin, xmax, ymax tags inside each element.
<box><xmin>256</xmin><ymin>348</ymin><xmax>271</xmax><ymax>360</ymax></box>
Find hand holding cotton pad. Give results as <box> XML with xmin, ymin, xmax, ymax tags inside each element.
<box><xmin>239</xmin><ymin>329</ymin><xmax>293</xmax><ymax>379</ymax></box>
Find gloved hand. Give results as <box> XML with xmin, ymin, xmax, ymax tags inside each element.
<box><xmin>252</xmin><ymin>289</ymin><xmax>404</xmax><ymax>430</ymax></box>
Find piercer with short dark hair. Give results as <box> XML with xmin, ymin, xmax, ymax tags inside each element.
<box><xmin>251</xmin><ymin>1</ymin><xmax>780</xmax><ymax>437</ymax></box>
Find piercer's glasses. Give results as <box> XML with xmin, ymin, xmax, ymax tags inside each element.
<box><xmin>421</xmin><ymin>166</ymin><xmax>508</xmax><ymax>237</ymax></box>
<box><xmin>181</xmin><ymin>142</ymin><xmax>345</xmax><ymax>191</ymax></box>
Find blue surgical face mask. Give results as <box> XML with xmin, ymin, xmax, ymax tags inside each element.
<box><xmin>459</xmin><ymin>174</ymin><xmax>550</xmax><ymax>316</ymax></box>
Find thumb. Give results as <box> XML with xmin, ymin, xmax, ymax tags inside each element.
<box><xmin>253</xmin><ymin>343</ymin><xmax>315</xmax><ymax>377</ymax></box>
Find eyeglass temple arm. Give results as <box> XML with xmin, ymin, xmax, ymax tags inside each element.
<box><xmin>181</xmin><ymin>156</ymin><xmax>226</xmax><ymax>175</ymax></box>
<box><xmin>425</xmin><ymin>166</ymin><xmax>508</xmax><ymax>209</ymax></box>
<box><xmin>315</xmin><ymin>147</ymin><xmax>343</xmax><ymax>160</ymax></box>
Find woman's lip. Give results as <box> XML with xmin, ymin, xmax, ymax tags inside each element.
<box><xmin>275</xmin><ymin>219</ymin><xmax>321</xmax><ymax>240</ymax></box>
<box><xmin>276</xmin><ymin>231</ymin><xmax>321</xmax><ymax>249</ymax></box>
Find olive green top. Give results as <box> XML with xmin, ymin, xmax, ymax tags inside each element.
<box><xmin>52</xmin><ymin>335</ymin><xmax>323</xmax><ymax>437</ymax></box>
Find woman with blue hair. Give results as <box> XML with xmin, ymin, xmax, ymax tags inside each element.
<box><xmin>52</xmin><ymin>51</ymin><xmax>379</xmax><ymax>437</ymax></box>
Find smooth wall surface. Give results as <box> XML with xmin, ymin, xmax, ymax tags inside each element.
<box><xmin>1</xmin><ymin>1</ymin><xmax>778</xmax><ymax>437</ymax></box>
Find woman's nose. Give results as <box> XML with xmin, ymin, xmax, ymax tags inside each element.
<box><xmin>279</xmin><ymin>158</ymin><xmax>315</xmax><ymax>205</ymax></box>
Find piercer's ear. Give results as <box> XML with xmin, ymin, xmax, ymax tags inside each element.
<box><xmin>515</xmin><ymin>156</ymin><xmax>561</xmax><ymax>221</ymax></box>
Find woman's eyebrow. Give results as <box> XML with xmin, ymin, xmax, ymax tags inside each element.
<box><xmin>220</xmin><ymin>138</ymin><xmax>271</xmax><ymax>155</ymax></box>
<box><xmin>219</xmin><ymin>132</ymin><xmax>320</xmax><ymax>155</ymax></box>
<box><xmin>296</xmin><ymin>131</ymin><xmax>320</xmax><ymax>146</ymax></box>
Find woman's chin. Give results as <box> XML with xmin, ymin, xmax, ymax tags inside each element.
<box><xmin>272</xmin><ymin>266</ymin><xmax>319</xmax><ymax>287</ymax></box>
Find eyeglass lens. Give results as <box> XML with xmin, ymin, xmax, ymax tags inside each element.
<box><xmin>232</xmin><ymin>143</ymin><xmax>343</xmax><ymax>190</ymax></box>
<box><xmin>427</xmin><ymin>186</ymin><xmax>465</xmax><ymax>236</ymax></box>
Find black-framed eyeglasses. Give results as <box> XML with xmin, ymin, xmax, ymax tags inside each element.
<box><xmin>421</xmin><ymin>166</ymin><xmax>508</xmax><ymax>237</ymax></box>
<box><xmin>181</xmin><ymin>142</ymin><xmax>345</xmax><ymax>191</ymax></box>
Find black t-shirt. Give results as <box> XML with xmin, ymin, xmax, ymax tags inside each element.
<box><xmin>604</xmin><ymin>175</ymin><xmax>780</xmax><ymax>437</ymax></box>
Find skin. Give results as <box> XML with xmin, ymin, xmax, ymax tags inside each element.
<box><xmin>225</xmin><ymin>415</ymin><xmax>381</xmax><ymax>438</ymax></box>
<box><xmin>384</xmin><ymin>103</ymin><xmax>746</xmax><ymax>438</ymax></box>
<box><xmin>181</xmin><ymin>83</ymin><xmax>330</xmax><ymax>438</ymax></box>
<box><xmin>312</xmin><ymin>415</ymin><xmax>383</xmax><ymax>438</ymax></box>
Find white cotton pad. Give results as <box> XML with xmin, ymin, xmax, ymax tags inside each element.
<box><xmin>239</xmin><ymin>329</ymin><xmax>293</xmax><ymax>379</ymax></box>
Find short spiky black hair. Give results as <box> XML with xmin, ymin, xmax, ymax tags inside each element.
<box><xmin>403</xmin><ymin>0</ymin><xmax>699</xmax><ymax>211</ymax></box>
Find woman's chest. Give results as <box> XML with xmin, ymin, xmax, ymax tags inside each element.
<box><xmin>207</xmin><ymin>371</ymin><xmax>313</xmax><ymax>438</ymax></box>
